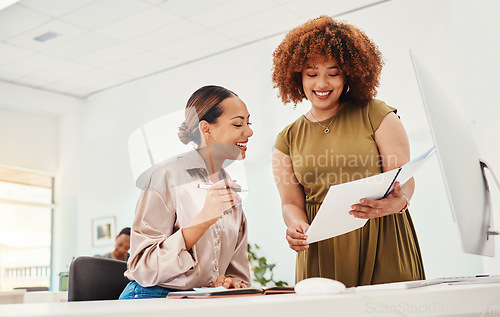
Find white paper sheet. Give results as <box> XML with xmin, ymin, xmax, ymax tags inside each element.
<box><xmin>387</xmin><ymin>146</ymin><xmax>436</xmax><ymax>194</ymax></box>
<box><xmin>306</xmin><ymin>147</ymin><xmax>435</xmax><ymax>243</ymax></box>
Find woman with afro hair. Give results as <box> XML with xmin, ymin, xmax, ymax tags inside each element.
<box><xmin>271</xmin><ymin>16</ymin><xmax>425</xmax><ymax>287</ymax></box>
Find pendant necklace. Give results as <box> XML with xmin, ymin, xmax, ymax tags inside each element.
<box><xmin>309</xmin><ymin>110</ymin><xmax>335</xmax><ymax>134</ymax></box>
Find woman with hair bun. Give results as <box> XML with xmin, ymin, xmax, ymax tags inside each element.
<box><xmin>119</xmin><ymin>85</ymin><xmax>253</xmax><ymax>299</ymax></box>
<box><xmin>272</xmin><ymin>16</ymin><xmax>425</xmax><ymax>287</ymax></box>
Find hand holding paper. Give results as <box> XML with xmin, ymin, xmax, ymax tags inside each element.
<box><xmin>306</xmin><ymin>147</ymin><xmax>435</xmax><ymax>244</ymax></box>
<box><xmin>349</xmin><ymin>180</ymin><xmax>407</xmax><ymax>219</ymax></box>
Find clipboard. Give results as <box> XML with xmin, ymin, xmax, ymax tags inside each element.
<box><xmin>306</xmin><ymin>147</ymin><xmax>435</xmax><ymax>243</ymax></box>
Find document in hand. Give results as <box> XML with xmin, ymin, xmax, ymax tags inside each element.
<box><xmin>306</xmin><ymin>147</ymin><xmax>435</xmax><ymax>244</ymax></box>
<box><xmin>166</xmin><ymin>286</ymin><xmax>295</xmax><ymax>299</ymax></box>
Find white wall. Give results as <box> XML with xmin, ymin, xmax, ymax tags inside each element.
<box><xmin>0</xmin><ymin>107</ymin><xmax>59</xmax><ymax>173</ymax></box>
<box><xmin>2</xmin><ymin>0</ymin><xmax>500</xmax><ymax>288</ymax></box>
<box><xmin>0</xmin><ymin>81</ymin><xmax>82</xmax><ymax>175</ymax></box>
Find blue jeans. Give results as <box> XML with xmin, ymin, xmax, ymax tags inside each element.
<box><xmin>119</xmin><ymin>281</ymin><xmax>176</xmax><ymax>299</ymax></box>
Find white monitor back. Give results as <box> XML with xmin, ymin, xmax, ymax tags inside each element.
<box><xmin>411</xmin><ymin>51</ymin><xmax>494</xmax><ymax>256</ymax></box>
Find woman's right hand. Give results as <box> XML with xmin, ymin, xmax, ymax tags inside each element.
<box><xmin>201</xmin><ymin>179</ymin><xmax>241</xmax><ymax>222</ymax></box>
<box><xmin>182</xmin><ymin>179</ymin><xmax>241</xmax><ymax>251</ymax></box>
<box><xmin>286</xmin><ymin>223</ymin><xmax>310</xmax><ymax>253</ymax></box>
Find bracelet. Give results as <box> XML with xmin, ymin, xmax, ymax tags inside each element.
<box><xmin>399</xmin><ymin>194</ymin><xmax>410</xmax><ymax>214</ymax></box>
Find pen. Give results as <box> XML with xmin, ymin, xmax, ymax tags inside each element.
<box><xmin>196</xmin><ymin>182</ymin><xmax>248</xmax><ymax>192</ymax></box>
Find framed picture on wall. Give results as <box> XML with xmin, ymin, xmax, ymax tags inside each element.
<box><xmin>92</xmin><ymin>216</ymin><xmax>116</xmax><ymax>247</ymax></box>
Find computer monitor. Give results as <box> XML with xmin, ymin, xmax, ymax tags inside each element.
<box><xmin>410</xmin><ymin>51</ymin><xmax>498</xmax><ymax>256</ymax></box>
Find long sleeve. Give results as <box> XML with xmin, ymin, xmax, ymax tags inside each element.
<box><xmin>124</xmin><ymin>150</ymin><xmax>251</xmax><ymax>290</ymax></box>
<box><xmin>125</xmin><ymin>188</ymin><xmax>197</xmax><ymax>288</ymax></box>
<box><xmin>224</xmin><ymin>214</ymin><xmax>251</xmax><ymax>286</ymax></box>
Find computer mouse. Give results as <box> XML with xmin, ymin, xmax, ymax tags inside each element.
<box><xmin>294</xmin><ymin>277</ymin><xmax>346</xmax><ymax>295</ymax></box>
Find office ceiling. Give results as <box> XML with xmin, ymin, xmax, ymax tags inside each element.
<box><xmin>0</xmin><ymin>0</ymin><xmax>385</xmax><ymax>99</ymax></box>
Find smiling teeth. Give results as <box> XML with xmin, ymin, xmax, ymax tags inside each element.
<box><xmin>236</xmin><ymin>142</ymin><xmax>247</xmax><ymax>147</ymax></box>
<box><xmin>316</xmin><ymin>91</ymin><xmax>330</xmax><ymax>96</ymax></box>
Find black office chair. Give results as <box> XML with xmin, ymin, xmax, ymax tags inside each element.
<box><xmin>68</xmin><ymin>256</ymin><xmax>130</xmax><ymax>301</ymax></box>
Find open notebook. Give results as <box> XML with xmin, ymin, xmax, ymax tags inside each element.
<box><xmin>166</xmin><ymin>286</ymin><xmax>295</xmax><ymax>299</ymax></box>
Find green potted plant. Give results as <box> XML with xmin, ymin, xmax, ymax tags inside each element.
<box><xmin>247</xmin><ymin>243</ymin><xmax>288</xmax><ymax>287</ymax></box>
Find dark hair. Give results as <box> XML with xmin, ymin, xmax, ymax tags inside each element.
<box><xmin>118</xmin><ymin>227</ymin><xmax>131</xmax><ymax>236</ymax></box>
<box><xmin>272</xmin><ymin>15</ymin><xmax>383</xmax><ymax>105</ymax></box>
<box><xmin>178</xmin><ymin>85</ymin><xmax>237</xmax><ymax>145</ymax></box>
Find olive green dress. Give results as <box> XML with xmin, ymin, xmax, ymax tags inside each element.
<box><xmin>274</xmin><ymin>99</ymin><xmax>425</xmax><ymax>287</ymax></box>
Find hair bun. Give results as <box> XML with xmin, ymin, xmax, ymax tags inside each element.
<box><xmin>178</xmin><ymin>121</ymin><xmax>193</xmax><ymax>145</ymax></box>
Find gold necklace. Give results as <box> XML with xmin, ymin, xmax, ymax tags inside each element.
<box><xmin>309</xmin><ymin>110</ymin><xmax>335</xmax><ymax>134</ymax></box>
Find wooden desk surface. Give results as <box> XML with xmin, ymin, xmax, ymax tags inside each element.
<box><xmin>0</xmin><ymin>283</ymin><xmax>499</xmax><ymax>317</ymax></box>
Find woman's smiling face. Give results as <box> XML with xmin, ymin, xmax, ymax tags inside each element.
<box><xmin>206</xmin><ymin>96</ymin><xmax>253</xmax><ymax>160</ymax></box>
<box><xmin>301</xmin><ymin>58</ymin><xmax>345</xmax><ymax>111</ymax></box>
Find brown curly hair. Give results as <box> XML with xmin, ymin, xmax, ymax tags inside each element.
<box><xmin>272</xmin><ymin>15</ymin><xmax>384</xmax><ymax>105</ymax></box>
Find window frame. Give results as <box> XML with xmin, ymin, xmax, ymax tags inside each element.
<box><xmin>0</xmin><ymin>165</ymin><xmax>55</xmax><ymax>291</ymax></box>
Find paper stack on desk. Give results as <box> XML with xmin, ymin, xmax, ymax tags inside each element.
<box><xmin>306</xmin><ymin>147</ymin><xmax>435</xmax><ymax>243</ymax></box>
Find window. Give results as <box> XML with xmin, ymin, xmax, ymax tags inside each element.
<box><xmin>0</xmin><ymin>166</ymin><xmax>53</xmax><ymax>291</ymax></box>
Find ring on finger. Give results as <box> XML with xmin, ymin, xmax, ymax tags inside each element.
<box><xmin>376</xmin><ymin>208</ymin><xmax>379</xmax><ymax>213</ymax></box>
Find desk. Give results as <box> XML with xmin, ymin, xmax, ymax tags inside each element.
<box><xmin>0</xmin><ymin>291</ymin><xmax>67</xmax><ymax>304</ymax></box>
<box><xmin>0</xmin><ymin>290</ymin><xmax>26</xmax><ymax>304</ymax></box>
<box><xmin>0</xmin><ymin>283</ymin><xmax>499</xmax><ymax>317</ymax></box>
<box><xmin>23</xmin><ymin>291</ymin><xmax>68</xmax><ymax>303</ymax></box>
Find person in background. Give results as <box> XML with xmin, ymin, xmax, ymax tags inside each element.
<box><xmin>271</xmin><ymin>16</ymin><xmax>425</xmax><ymax>287</ymax></box>
<box><xmin>119</xmin><ymin>85</ymin><xmax>253</xmax><ymax>299</ymax></box>
<box><xmin>95</xmin><ymin>227</ymin><xmax>131</xmax><ymax>261</ymax></box>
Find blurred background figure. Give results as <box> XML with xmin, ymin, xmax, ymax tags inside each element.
<box><xmin>95</xmin><ymin>227</ymin><xmax>131</xmax><ymax>261</ymax></box>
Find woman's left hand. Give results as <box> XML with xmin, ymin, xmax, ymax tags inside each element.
<box><xmin>349</xmin><ymin>181</ymin><xmax>408</xmax><ymax>219</ymax></box>
<box><xmin>213</xmin><ymin>275</ymin><xmax>247</xmax><ymax>289</ymax></box>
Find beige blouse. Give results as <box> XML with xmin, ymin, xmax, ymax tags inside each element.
<box><xmin>124</xmin><ymin>149</ymin><xmax>250</xmax><ymax>290</ymax></box>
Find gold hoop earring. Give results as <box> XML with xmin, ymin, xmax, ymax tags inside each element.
<box><xmin>345</xmin><ymin>85</ymin><xmax>350</xmax><ymax>94</ymax></box>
